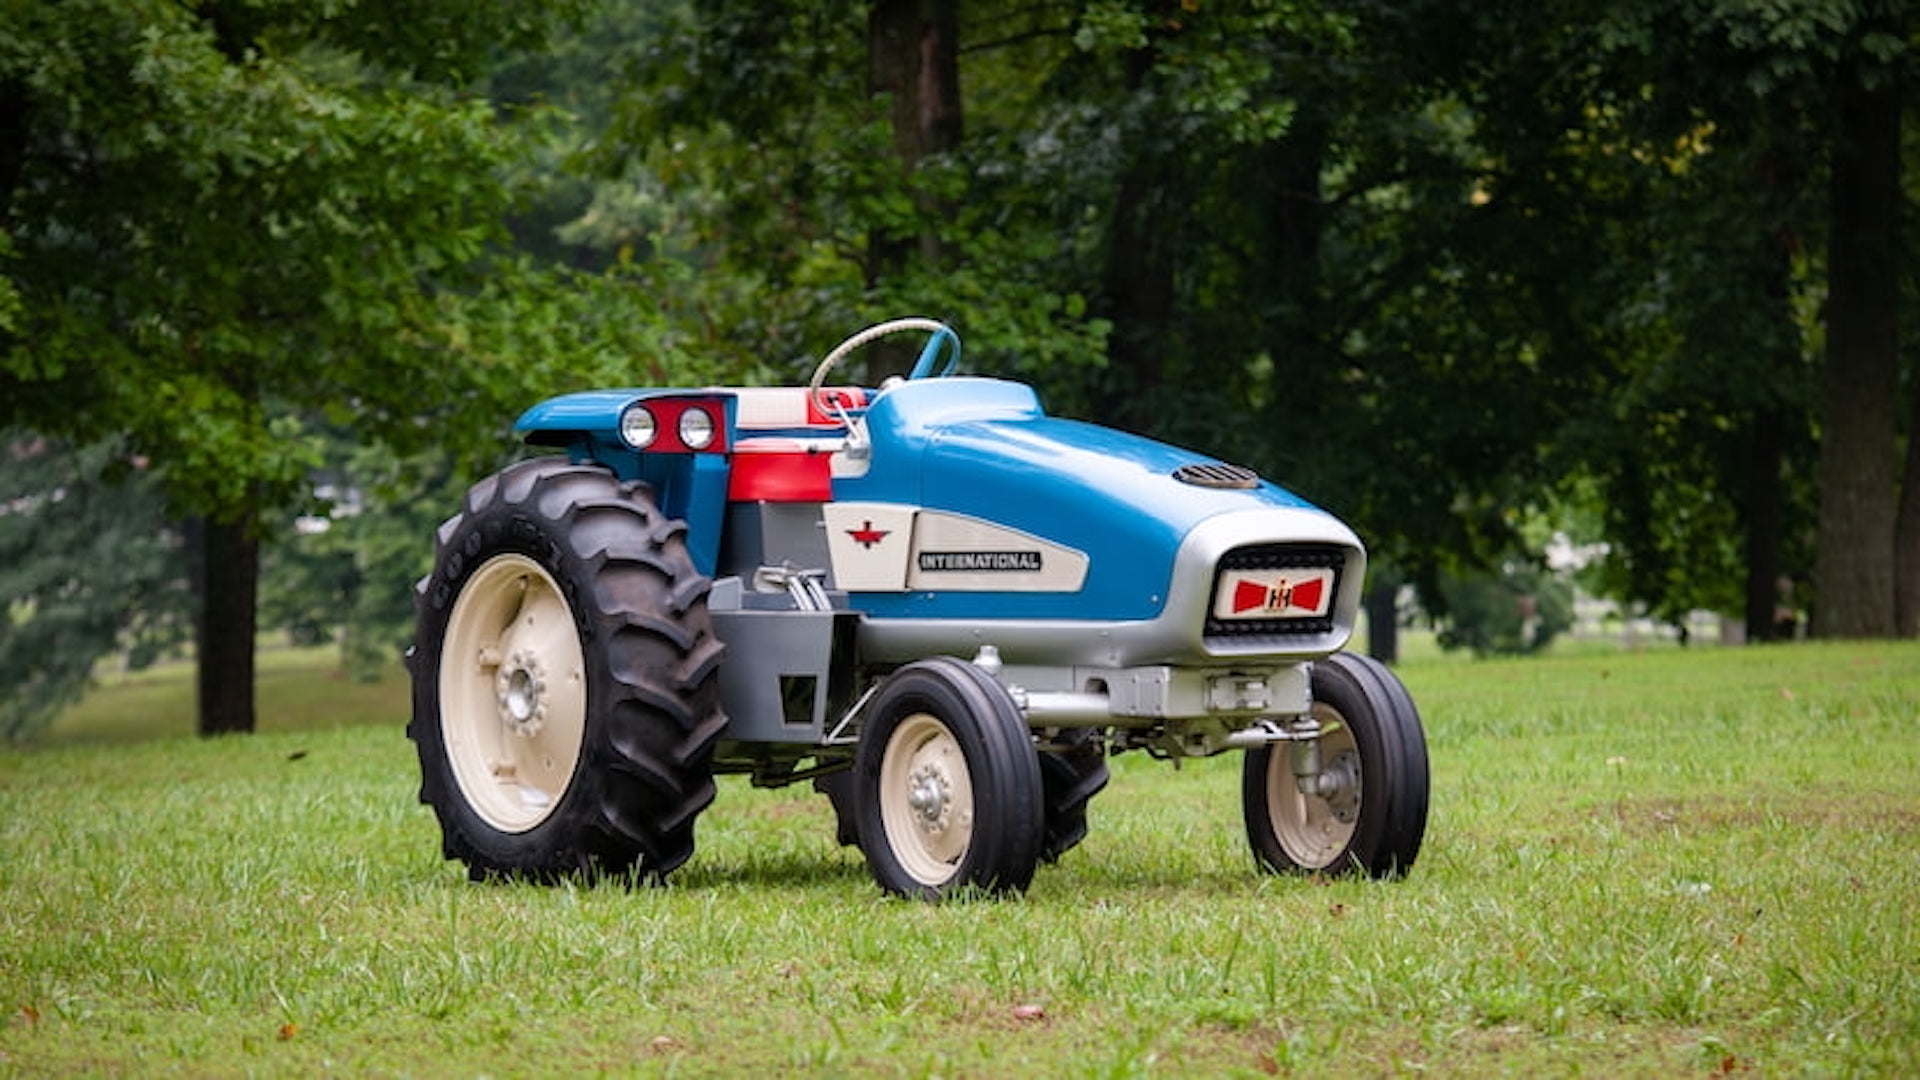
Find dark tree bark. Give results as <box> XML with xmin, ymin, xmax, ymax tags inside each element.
<box><xmin>1898</xmin><ymin>375</ymin><xmax>1920</xmax><ymax>636</ymax></box>
<box><xmin>862</xmin><ymin>0</ymin><xmax>962</xmax><ymax>381</ymax></box>
<box><xmin>1742</xmin><ymin>405</ymin><xmax>1787</xmax><ymax>642</ymax></box>
<box><xmin>1095</xmin><ymin>155</ymin><xmax>1178</xmax><ymax>429</ymax></box>
<box><xmin>1363</xmin><ymin>577</ymin><xmax>1401</xmax><ymax>665</ymax></box>
<box><xmin>1257</xmin><ymin>111</ymin><xmax>1329</xmax><ymax>326</ymax></box>
<box><xmin>1811</xmin><ymin>67</ymin><xmax>1902</xmax><ymax>638</ymax></box>
<box><xmin>1740</xmin><ymin>146</ymin><xmax>1803</xmax><ymax>644</ymax></box>
<box><xmin>193</xmin><ymin>511</ymin><xmax>260</xmax><ymax>735</ymax></box>
<box><xmin>1091</xmin><ymin>36</ymin><xmax>1178</xmax><ymax>431</ymax></box>
<box><xmin>0</xmin><ymin>79</ymin><xmax>29</xmax><ymax>225</ymax></box>
<box><xmin>866</xmin><ymin>0</ymin><xmax>961</xmax><ymax>273</ymax></box>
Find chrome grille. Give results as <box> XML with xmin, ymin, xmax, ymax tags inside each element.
<box><xmin>1205</xmin><ymin>543</ymin><xmax>1347</xmax><ymax>639</ymax></box>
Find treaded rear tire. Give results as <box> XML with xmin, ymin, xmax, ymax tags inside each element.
<box><xmin>1039</xmin><ymin>727</ymin><xmax>1109</xmax><ymax>862</ymax></box>
<box><xmin>407</xmin><ymin>457</ymin><xmax>728</xmax><ymax>883</ymax></box>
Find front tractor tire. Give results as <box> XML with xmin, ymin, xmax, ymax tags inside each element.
<box><xmin>407</xmin><ymin>457</ymin><xmax>728</xmax><ymax>883</ymax></box>
<box><xmin>1242</xmin><ymin>651</ymin><xmax>1429</xmax><ymax>879</ymax></box>
<box><xmin>854</xmin><ymin>658</ymin><xmax>1045</xmax><ymax>900</ymax></box>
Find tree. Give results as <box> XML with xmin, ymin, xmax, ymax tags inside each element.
<box><xmin>0</xmin><ymin>434</ymin><xmax>191</xmax><ymax>740</ymax></box>
<box><xmin>0</xmin><ymin>0</ymin><xmax>588</xmax><ymax>734</ymax></box>
<box><xmin>591</xmin><ymin>0</ymin><xmax>1913</xmax><ymax>649</ymax></box>
<box><xmin>1813</xmin><ymin>10</ymin><xmax>1907</xmax><ymax>637</ymax></box>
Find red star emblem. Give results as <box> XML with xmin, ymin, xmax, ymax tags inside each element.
<box><xmin>848</xmin><ymin>520</ymin><xmax>890</xmax><ymax>548</ymax></box>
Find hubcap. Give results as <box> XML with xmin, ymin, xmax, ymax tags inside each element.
<box><xmin>497</xmin><ymin>650</ymin><xmax>548</xmax><ymax>735</ymax></box>
<box><xmin>439</xmin><ymin>554</ymin><xmax>587</xmax><ymax>833</ymax></box>
<box><xmin>907</xmin><ymin>768</ymin><xmax>951</xmax><ymax>824</ymax></box>
<box><xmin>878</xmin><ymin>712</ymin><xmax>974</xmax><ymax>886</ymax></box>
<box><xmin>1268</xmin><ymin>703</ymin><xmax>1362</xmax><ymax>869</ymax></box>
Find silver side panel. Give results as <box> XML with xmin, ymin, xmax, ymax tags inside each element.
<box><xmin>710</xmin><ymin>607</ymin><xmax>857</xmax><ymax>743</ymax></box>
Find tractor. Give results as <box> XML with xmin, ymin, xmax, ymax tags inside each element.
<box><xmin>406</xmin><ymin>318</ymin><xmax>1429</xmax><ymax>899</ymax></box>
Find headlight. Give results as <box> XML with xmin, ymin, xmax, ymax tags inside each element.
<box><xmin>678</xmin><ymin>406</ymin><xmax>716</xmax><ymax>450</ymax></box>
<box><xmin>619</xmin><ymin>404</ymin><xmax>657</xmax><ymax>449</ymax></box>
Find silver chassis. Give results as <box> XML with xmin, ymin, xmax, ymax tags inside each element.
<box><xmin>709</xmin><ymin>505</ymin><xmax>1364</xmax><ymax>778</ymax></box>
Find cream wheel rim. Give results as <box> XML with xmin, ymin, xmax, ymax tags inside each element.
<box><xmin>1267</xmin><ymin>703</ymin><xmax>1362</xmax><ymax>869</ymax></box>
<box><xmin>877</xmin><ymin>712</ymin><xmax>974</xmax><ymax>886</ymax></box>
<box><xmin>439</xmin><ymin>553</ymin><xmax>587</xmax><ymax>833</ymax></box>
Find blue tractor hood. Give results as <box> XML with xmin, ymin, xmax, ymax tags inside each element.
<box><xmin>835</xmin><ymin>378</ymin><xmax>1354</xmax><ymax>624</ymax></box>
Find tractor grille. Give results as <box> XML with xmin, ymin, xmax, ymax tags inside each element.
<box><xmin>1205</xmin><ymin>543</ymin><xmax>1347</xmax><ymax>640</ymax></box>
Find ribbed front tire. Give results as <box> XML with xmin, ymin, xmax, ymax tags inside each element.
<box><xmin>854</xmin><ymin>658</ymin><xmax>1044</xmax><ymax>899</ymax></box>
<box><xmin>1242</xmin><ymin>651</ymin><xmax>1429</xmax><ymax>879</ymax></box>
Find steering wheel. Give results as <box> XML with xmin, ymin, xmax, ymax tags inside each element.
<box><xmin>808</xmin><ymin>318</ymin><xmax>961</xmax><ymax>414</ymax></box>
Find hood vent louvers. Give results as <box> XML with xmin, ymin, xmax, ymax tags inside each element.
<box><xmin>1173</xmin><ymin>462</ymin><xmax>1260</xmax><ymax>490</ymax></box>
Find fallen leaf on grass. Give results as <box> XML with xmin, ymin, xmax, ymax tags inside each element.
<box><xmin>277</xmin><ymin>1023</ymin><xmax>298</xmax><ymax>1041</ymax></box>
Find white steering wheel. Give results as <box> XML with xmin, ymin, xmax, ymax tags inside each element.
<box><xmin>807</xmin><ymin>318</ymin><xmax>960</xmax><ymax>415</ymax></box>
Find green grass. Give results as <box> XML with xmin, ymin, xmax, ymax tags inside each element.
<box><xmin>3</xmin><ymin>641</ymin><xmax>1917</xmax><ymax>1076</ymax></box>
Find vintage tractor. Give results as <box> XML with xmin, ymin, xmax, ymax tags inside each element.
<box><xmin>406</xmin><ymin>319</ymin><xmax>1429</xmax><ymax>899</ymax></box>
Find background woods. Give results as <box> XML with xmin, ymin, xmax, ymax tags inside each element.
<box><xmin>2</xmin><ymin>0</ymin><xmax>1915</xmax><ymax>736</ymax></box>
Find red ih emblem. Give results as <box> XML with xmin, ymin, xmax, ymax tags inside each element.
<box><xmin>847</xmin><ymin>521</ymin><xmax>890</xmax><ymax>549</ymax></box>
<box><xmin>1223</xmin><ymin>569</ymin><xmax>1331</xmax><ymax>617</ymax></box>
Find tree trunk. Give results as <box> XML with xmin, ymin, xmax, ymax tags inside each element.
<box><xmin>1742</xmin><ymin>405</ymin><xmax>1787</xmax><ymax>642</ymax></box>
<box><xmin>194</xmin><ymin>511</ymin><xmax>260</xmax><ymax>735</ymax></box>
<box><xmin>1811</xmin><ymin>69</ymin><xmax>1902</xmax><ymax>638</ymax></box>
<box><xmin>0</xmin><ymin>78</ymin><xmax>30</xmax><ymax>224</ymax></box>
<box><xmin>1363</xmin><ymin>576</ymin><xmax>1400</xmax><ymax>665</ymax></box>
<box><xmin>1898</xmin><ymin>377</ymin><xmax>1920</xmax><ymax>636</ymax></box>
<box><xmin>1742</xmin><ymin>146</ymin><xmax>1803</xmax><ymax>645</ymax></box>
<box><xmin>866</xmin><ymin>0</ymin><xmax>961</xmax><ymax>273</ymax></box>
<box><xmin>1095</xmin><ymin>156</ymin><xmax>1178</xmax><ymax>429</ymax></box>
<box><xmin>1092</xmin><ymin>42</ymin><xmax>1178</xmax><ymax>431</ymax></box>
<box><xmin>863</xmin><ymin>0</ymin><xmax>961</xmax><ymax>381</ymax></box>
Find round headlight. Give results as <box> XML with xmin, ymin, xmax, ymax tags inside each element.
<box><xmin>619</xmin><ymin>404</ymin><xmax>657</xmax><ymax>449</ymax></box>
<box><xmin>678</xmin><ymin>407</ymin><xmax>717</xmax><ymax>450</ymax></box>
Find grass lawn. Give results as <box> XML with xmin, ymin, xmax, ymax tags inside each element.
<box><xmin>2</xmin><ymin>639</ymin><xmax>1916</xmax><ymax>1076</ymax></box>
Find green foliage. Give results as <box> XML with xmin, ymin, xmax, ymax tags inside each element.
<box><xmin>1434</xmin><ymin>557</ymin><xmax>1576</xmax><ymax>657</ymax></box>
<box><xmin>0</xmin><ymin>0</ymin><xmax>592</xmax><ymax>522</ymax></box>
<box><xmin>0</xmin><ymin>434</ymin><xmax>190</xmax><ymax>739</ymax></box>
<box><xmin>0</xmin><ymin>0</ymin><xmax>704</xmax><ymax>729</ymax></box>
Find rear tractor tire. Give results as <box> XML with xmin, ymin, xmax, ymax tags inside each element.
<box><xmin>407</xmin><ymin>457</ymin><xmax>728</xmax><ymax>883</ymax></box>
<box><xmin>1242</xmin><ymin>651</ymin><xmax>1429</xmax><ymax>879</ymax></box>
<box><xmin>1038</xmin><ymin>726</ymin><xmax>1109</xmax><ymax>862</ymax></box>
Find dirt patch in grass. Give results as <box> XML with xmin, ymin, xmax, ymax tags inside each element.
<box><xmin>1603</xmin><ymin>793</ymin><xmax>1920</xmax><ymax>837</ymax></box>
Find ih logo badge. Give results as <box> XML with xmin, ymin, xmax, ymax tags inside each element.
<box><xmin>1215</xmin><ymin>567</ymin><xmax>1336</xmax><ymax>620</ymax></box>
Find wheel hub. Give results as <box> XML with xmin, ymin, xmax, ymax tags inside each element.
<box><xmin>495</xmin><ymin>650</ymin><xmax>548</xmax><ymax>736</ymax></box>
<box><xmin>1319</xmin><ymin>749</ymin><xmax>1362</xmax><ymax>823</ymax></box>
<box><xmin>905</xmin><ymin>764</ymin><xmax>953</xmax><ymax>831</ymax></box>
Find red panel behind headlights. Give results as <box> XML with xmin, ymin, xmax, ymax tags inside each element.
<box><xmin>640</xmin><ymin>397</ymin><xmax>730</xmax><ymax>454</ymax></box>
